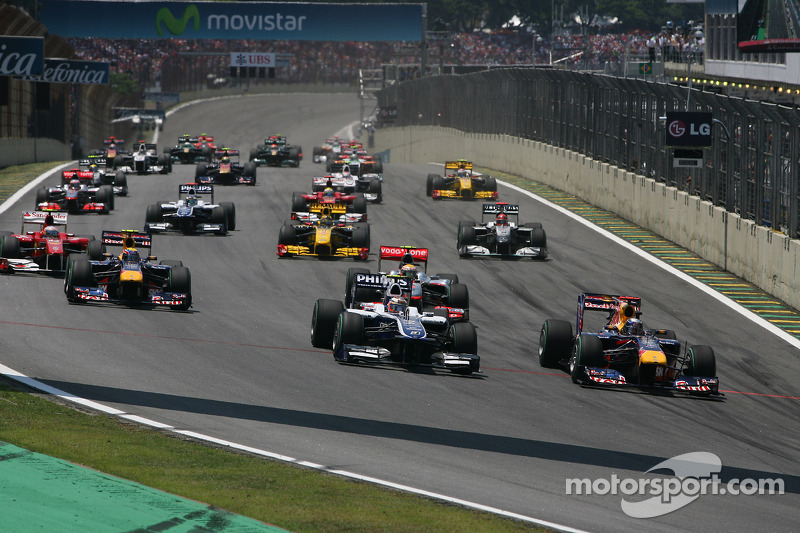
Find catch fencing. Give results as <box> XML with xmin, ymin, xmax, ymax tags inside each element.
<box><xmin>377</xmin><ymin>68</ymin><xmax>800</xmax><ymax>238</ymax></box>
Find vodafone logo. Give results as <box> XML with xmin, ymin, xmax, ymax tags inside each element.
<box><xmin>668</xmin><ymin>120</ymin><xmax>686</xmax><ymax>137</ymax></box>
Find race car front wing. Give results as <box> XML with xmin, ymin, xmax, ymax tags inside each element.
<box><xmin>276</xmin><ymin>244</ymin><xmax>368</xmax><ymax>259</ymax></box>
<box><xmin>573</xmin><ymin>365</ymin><xmax>722</xmax><ymax>396</ymax></box>
<box><xmin>458</xmin><ymin>244</ymin><xmax>547</xmax><ymax>259</ymax></box>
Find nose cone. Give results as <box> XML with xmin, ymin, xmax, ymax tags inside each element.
<box><xmin>639</xmin><ymin>349</ymin><xmax>667</xmax><ymax>365</ymax></box>
<box><xmin>121</xmin><ymin>270</ymin><xmax>143</xmax><ymax>283</ymax></box>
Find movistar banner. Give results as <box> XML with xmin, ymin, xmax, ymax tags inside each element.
<box><xmin>0</xmin><ymin>36</ymin><xmax>45</xmax><ymax>76</ymax></box>
<box><xmin>39</xmin><ymin>1</ymin><xmax>424</xmax><ymax>41</ymax></box>
<box><xmin>22</xmin><ymin>58</ymin><xmax>110</xmax><ymax>84</ymax></box>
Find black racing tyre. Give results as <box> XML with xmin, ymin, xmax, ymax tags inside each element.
<box><xmin>145</xmin><ymin>204</ymin><xmax>163</xmax><ymax>223</ymax></box>
<box><xmin>220</xmin><ymin>202</ymin><xmax>236</xmax><ymax>231</ymax></box>
<box><xmin>685</xmin><ymin>345</ymin><xmax>716</xmax><ymax>377</ymax></box>
<box><xmin>0</xmin><ymin>231</ymin><xmax>12</xmax><ymax>239</ymax></box>
<box><xmin>311</xmin><ymin>299</ymin><xmax>345</xmax><ymax>348</ymax></box>
<box><xmin>436</xmin><ymin>273</ymin><xmax>459</xmax><ymax>284</ymax></box>
<box><xmin>431</xmin><ymin>175</ymin><xmax>446</xmax><ymax>199</ymax></box>
<box><xmin>249</xmin><ymin>148</ymin><xmax>258</xmax><ymax>161</ymax></box>
<box><xmin>278</xmin><ymin>223</ymin><xmax>297</xmax><ymax>245</ymax></box>
<box><xmin>289</xmin><ymin>147</ymin><xmax>300</xmax><ymax>162</ymax></box>
<box><xmin>372</xmin><ymin>159</ymin><xmax>383</xmax><ymax>174</ymax></box>
<box><xmin>87</xmin><ymin>240</ymin><xmax>105</xmax><ymax>261</ymax></box>
<box><xmin>524</xmin><ymin>222</ymin><xmax>543</xmax><ymax>230</ymax></box>
<box><xmin>326</xmin><ymin>157</ymin><xmax>334</xmax><ymax>172</ymax></box>
<box><xmin>447</xmin><ymin>282</ymin><xmax>469</xmax><ymax>309</ymax></box>
<box><xmin>291</xmin><ymin>192</ymin><xmax>307</xmax><ymax>212</ymax></box>
<box><xmin>160</xmin><ymin>259</ymin><xmax>184</xmax><ymax>267</ymax></box>
<box><xmin>158</xmin><ymin>154</ymin><xmax>170</xmax><ymax>173</ymax></box>
<box><xmin>368</xmin><ymin>178</ymin><xmax>382</xmax><ymax>203</ymax></box>
<box><xmin>458</xmin><ymin>225</ymin><xmax>477</xmax><ymax>249</ymax></box>
<box><xmin>69</xmin><ymin>258</ymin><xmax>94</xmax><ymax>287</ymax></box>
<box><xmin>101</xmin><ymin>185</ymin><xmax>115</xmax><ymax>210</ymax></box>
<box><xmin>195</xmin><ymin>162</ymin><xmax>208</xmax><ymax>179</ymax></box>
<box><xmin>333</xmin><ymin>312</ymin><xmax>364</xmax><ymax>355</ymax></box>
<box><xmin>458</xmin><ymin>219</ymin><xmax>477</xmax><ymax>232</ymax></box>
<box><xmin>0</xmin><ymin>235</ymin><xmax>21</xmax><ymax>259</ymax></box>
<box><xmin>530</xmin><ymin>227</ymin><xmax>547</xmax><ymax>248</ymax></box>
<box><xmin>95</xmin><ymin>187</ymin><xmax>111</xmax><ymax>214</ymax></box>
<box><xmin>169</xmin><ymin>266</ymin><xmax>191</xmax><ymax>293</ymax></box>
<box><xmin>244</xmin><ymin>161</ymin><xmax>257</xmax><ymax>179</ymax></box>
<box><xmin>571</xmin><ymin>334</ymin><xmax>604</xmax><ymax>383</ymax></box>
<box><xmin>538</xmin><ymin>319</ymin><xmax>573</xmax><ymax>368</ymax></box>
<box><xmin>483</xmin><ymin>176</ymin><xmax>497</xmax><ymax>192</ymax></box>
<box><xmin>450</xmin><ymin>322</ymin><xmax>477</xmax><ymax>354</ymax></box>
<box><xmin>35</xmin><ymin>188</ymin><xmax>49</xmax><ymax>206</ymax></box>
<box><xmin>426</xmin><ymin>173</ymin><xmax>439</xmax><ymax>197</ymax></box>
<box><xmin>352</xmin><ymin>225</ymin><xmax>369</xmax><ymax>249</ymax></box>
<box><xmin>115</xmin><ymin>170</ymin><xmax>127</xmax><ymax>188</ymax></box>
<box><xmin>312</xmin><ymin>147</ymin><xmax>323</xmax><ymax>160</ymax></box>
<box><xmin>352</xmin><ymin>194</ymin><xmax>367</xmax><ymax>214</ymax></box>
<box><xmin>201</xmin><ymin>146</ymin><xmax>212</xmax><ymax>162</ymax></box>
<box><xmin>211</xmin><ymin>206</ymin><xmax>227</xmax><ymax>234</ymax></box>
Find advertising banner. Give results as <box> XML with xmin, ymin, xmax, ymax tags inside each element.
<box><xmin>665</xmin><ymin>112</ymin><xmax>713</xmax><ymax>147</ymax></box>
<box><xmin>0</xmin><ymin>36</ymin><xmax>45</xmax><ymax>76</ymax></box>
<box><xmin>22</xmin><ymin>58</ymin><xmax>110</xmax><ymax>84</ymax></box>
<box><xmin>230</xmin><ymin>53</ymin><xmax>276</xmax><ymax>67</ymax></box>
<box><xmin>39</xmin><ymin>1</ymin><xmax>424</xmax><ymax>42</ymax></box>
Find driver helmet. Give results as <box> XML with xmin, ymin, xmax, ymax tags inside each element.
<box><xmin>386</xmin><ymin>296</ymin><xmax>408</xmax><ymax>314</ymax></box>
<box><xmin>323</xmin><ymin>187</ymin><xmax>335</xmax><ymax>197</ymax></box>
<box><xmin>341</xmin><ymin>165</ymin><xmax>351</xmax><ymax>177</ymax></box>
<box><xmin>496</xmin><ymin>212</ymin><xmax>509</xmax><ymax>226</ymax></box>
<box><xmin>122</xmin><ymin>249</ymin><xmax>140</xmax><ymax>263</ymax></box>
<box><xmin>186</xmin><ymin>195</ymin><xmax>198</xmax><ymax>207</ymax></box>
<box><xmin>457</xmin><ymin>169</ymin><xmax>468</xmax><ymax>177</ymax></box>
<box><xmin>69</xmin><ymin>178</ymin><xmax>81</xmax><ymax>189</ymax></box>
<box><xmin>622</xmin><ymin>318</ymin><xmax>644</xmax><ymax>336</ymax></box>
<box><xmin>89</xmin><ymin>163</ymin><xmax>98</xmax><ymax>172</ymax></box>
<box><xmin>221</xmin><ymin>155</ymin><xmax>230</xmax><ymax>164</ymax></box>
<box><xmin>320</xmin><ymin>215</ymin><xmax>334</xmax><ymax>227</ymax></box>
<box><xmin>43</xmin><ymin>225</ymin><xmax>59</xmax><ymax>238</ymax></box>
<box><xmin>400</xmin><ymin>263</ymin><xmax>417</xmax><ymax>278</ymax></box>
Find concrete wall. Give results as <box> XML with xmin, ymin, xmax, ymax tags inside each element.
<box><xmin>374</xmin><ymin>126</ymin><xmax>800</xmax><ymax>311</ymax></box>
<box><xmin>0</xmin><ymin>138</ymin><xmax>70</xmax><ymax>167</ymax></box>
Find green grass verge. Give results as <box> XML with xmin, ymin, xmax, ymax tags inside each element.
<box><xmin>0</xmin><ymin>163</ymin><xmax>548</xmax><ymax>533</ymax></box>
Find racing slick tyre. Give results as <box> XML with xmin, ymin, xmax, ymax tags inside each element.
<box><xmin>86</xmin><ymin>240</ymin><xmax>105</xmax><ymax>261</ymax></box>
<box><xmin>326</xmin><ymin>157</ymin><xmax>334</xmax><ymax>173</ymax></box>
<box><xmin>368</xmin><ymin>178</ymin><xmax>382</xmax><ymax>203</ymax></box>
<box><xmin>352</xmin><ymin>194</ymin><xmax>367</xmax><ymax>214</ymax></box>
<box><xmin>431</xmin><ymin>175</ymin><xmax>446</xmax><ymax>199</ymax></box>
<box><xmin>291</xmin><ymin>192</ymin><xmax>307</xmax><ymax>212</ymax></box>
<box><xmin>311</xmin><ymin>299</ymin><xmax>345</xmax><ymax>348</ymax></box>
<box><xmin>538</xmin><ymin>319</ymin><xmax>573</xmax><ymax>368</ymax></box>
<box><xmin>95</xmin><ymin>187</ymin><xmax>111</xmax><ymax>214</ymax></box>
<box><xmin>0</xmin><ymin>235</ymin><xmax>20</xmax><ymax>258</ymax></box>
<box><xmin>426</xmin><ymin>173</ymin><xmax>439</xmax><ymax>197</ymax></box>
<box><xmin>333</xmin><ymin>312</ymin><xmax>364</xmax><ymax>358</ymax></box>
<box><xmin>35</xmin><ymin>188</ymin><xmax>48</xmax><ymax>207</ymax></box>
<box><xmin>288</xmin><ymin>147</ymin><xmax>301</xmax><ymax>166</ymax></box>
<box><xmin>243</xmin><ymin>162</ymin><xmax>257</xmax><ymax>183</ymax></box>
<box><xmin>195</xmin><ymin>163</ymin><xmax>208</xmax><ymax>179</ymax></box>
<box><xmin>372</xmin><ymin>157</ymin><xmax>383</xmax><ymax>174</ymax></box>
<box><xmin>524</xmin><ymin>222</ymin><xmax>543</xmax><ymax>230</ymax></box>
<box><xmin>249</xmin><ymin>148</ymin><xmax>258</xmax><ymax>162</ymax></box>
<box><xmin>312</xmin><ymin>147</ymin><xmax>323</xmax><ymax>162</ymax></box>
<box><xmin>685</xmin><ymin>345</ymin><xmax>716</xmax><ymax>377</ymax></box>
<box><xmin>352</xmin><ymin>225</ymin><xmax>370</xmax><ymax>251</ymax></box>
<box><xmin>66</xmin><ymin>259</ymin><xmax>95</xmax><ymax>301</ymax></box>
<box><xmin>169</xmin><ymin>266</ymin><xmax>192</xmax><ymax>311</ymax></box>
<box><xmin>449</xmin><ymin>322</ymin><xmax>478</xmax><ymax>375</ymax></box>
<box><xmin>447</xmin><ymin>282</ymin><xmax>469</xmax><ymax>310</ymax></box>
<box><xmin>483</xmin><ymin>176</ymin><xmax>497</xmax><ymax>192</ymax></box>
<box><xmin>160</xmin><ymin>260</ymin><xmax>184</xmax><ymax>267</ymax></box>
<box><xmin>158</xmin><ymin>154</ymin><xmax>171</xmax><ymax>173</ymax></box>
<box><xmin>436</xmin><ymin>273</ymin><xmax>459</xmax><ymax>284</ymax></box>
<box><xmin>115</xmin><ymin>171</ymin><xmax>128</xmax><ymax>195</ymax></box>
<box><xmin>344</xmin><ymin>267</ymin><xmax>370</xmax><ymax>306</ymax></box>
<box><xmin>530</xmin><ymin>227</ymin><xmax>547</xmax><ymax>249</ymax></box>
<box><xmin>101</xmin><ymin>185</ymin><xmax>115</xmax><ymax>210</ymax></box>
<box><xmin>145</xmin><ymin>204</ymin><xmax>163</xmax><ymax>223</ymax></box>
<box><xmin>458</xmin><ymin>219</ymin><xmax>477</xmax><ymax>232</ymax></box>
<box><xmin>201</xmin><ymin>146</ymin><xmax>213</xmax><ymax>162</ymax></box>
<box><xmin>571</xmin><ymin>334</ymin><xmax>605</xmax><ymax>383</ymax></box>
<box><xmin>211</xmin><ymin>207</ymin><xmax>227</xmax><ymax>235</ymax></box>
<box><xmin>457</xmin><ymin>225</ymin><xmax>477</xmax><ymax>250</ymax></box>
<box><xmin>278</xmin><ymin>223</ymin><xmax>297</xmax><ymax>246</ymax></box>
<box><xmin>220</xmin><ymin>202</ymin><xmax>236</xmax><ymax>231</ymax></box>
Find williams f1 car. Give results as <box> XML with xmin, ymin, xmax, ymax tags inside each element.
<box><xmin>311</xmin><ymin>276</ymin><xmax>480</xmax><ymax>374</ymax></box>
<box><xmin>64</xmin><ymin>230</ymin><xmax>191</xmax><ymax>310</ymax></box>
<box><xmin>196</xmin><ymin>149</ymin><xmax>257</xmax><ymax>185</ymax></box>
<box><xmin>250</xmin><ymin>135</ymin><xmax>302</xmax><ymax>167</ymax></box>
<box><xmin>144</xmin><ymin>184</ymin><xmax>236</xmax><ymax>235</ymax></box>
<box><xmin>0</xmin><ymin>211</ymin><xmax>104</xmax><ymax>273</ymax></box>
<box><xmin>538</xmin><ymin>292</ymin><xmax>721</xmax><ymax>396</ymax></box>
<box><xmin>426</xmin><ymin>160</ymin><xmax>498</xmax><ymax>200</ymax></box>
<box><xmin>458</xmin><ymin>203</ymin><xmax>547</xmax><ymax>259</ymax></box>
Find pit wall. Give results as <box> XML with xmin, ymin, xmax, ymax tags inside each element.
<box><xmin>375</xmin><ymin>126</ymin><xmax>800</xmax><ymax>311</ymax></box>
<box><xmin>0</xmin><ymin>138</ymin><xmax>70</xmax><ymax>166</ymax></box>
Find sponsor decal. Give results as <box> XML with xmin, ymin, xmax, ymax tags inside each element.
<box><xmin>22</xmin><ymin>59</ymin><xmax>109</xmax><ymax>84</ymax></box>
<box><xmin>0</xmin><ymin>36</ymin><xmax>44</xmax><ymax>76</ymax></box>
<box><xmin>156</xmin><ymin>4</ymin><xmax>200</xmax><ymax>36</ymax></box>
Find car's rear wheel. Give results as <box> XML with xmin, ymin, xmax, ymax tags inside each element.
<box><xmin>95</xmin><ymin>187</ymin><xmax>111</xmax><ymax>214</ymax></box>
<box><xmin>447</xmin><ymin>282</ymin><xmax>469</xmax><ymax>309</ymax></box>
<box><xmin>538</xmin><ymin>319</ymin><xmax>573</xmax><ymax>368</ymax></box>
<box><xmin>436</xmin><ymin>273</ymin><xmax>459</xmax><ymax>284</ymax></box>
<box><xmin>685</xmin><ymin>345</ymin><xmax>716</xmax><ymax>377</ymax></box>
<box><xmin>571</xmin><ymin>334</ymin><xmax>604</xmax><ymax>383</ymax></box>
<box><xmin>158</xmin><ymin>154</ymin><xmax>170</xmax><ymax>173</ymax></box>
<box><xmin>311</xmin><ymin>299</ymin><xmax>345</xmax><ymax>348</ymax></box>
<box><xmin>160</xmin><ymin>259</ymin><xmax>183</xmax><ymax>267</ymax></box>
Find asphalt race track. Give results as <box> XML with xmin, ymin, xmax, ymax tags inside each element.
<box><xmin>1</xmin><ymin>93</ymin><xmax>798</xmax><ymax>532</ymax></box>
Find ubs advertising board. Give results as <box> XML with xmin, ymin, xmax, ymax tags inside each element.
<box><xmin>39</xmin><ymin>1</ymin><xmax>424</xmax><ymax>42</ymax></box>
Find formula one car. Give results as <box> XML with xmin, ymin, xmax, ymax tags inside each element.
<box><xmin>458</xmin><ymin>203</ymin><xmax>547</xmax><ymax>259</ymax></box>
<box><xmin>311</xmin><ymin>276</ymin><xmax>480</xmax><ymax>374</ymax></box>
<box><xmin>167</xmin><ymin>135</ymin><xmax>210</xmax><ymax>164</ymax></box>
<box><xmin>36</xmin><ymin>171</ymin><xmax>114</xmax><ymax>215</ymax></box>
<box><xmin>311</xmin><ymin>136</ymin><xmax>342</xmax><ymax>163</ymax></box>
<box><xmin>291</xmin><ymin>187</ymin><xmax>367</xmax><ymax>216</ymax></box>
<box><xmin>426</xmin><ymin>160</ymin><xmax>498</xmax><ymax>200</ymax></box>
<box><xmin>0</xmin><ymin>211</ymin><xmax>104</xmax><ymax>273</ymax></box>
<box><xmin>144</xmin><ymin>183</ymin><xmax>236</xmax><ymax>235</ymax></box>
<box><xmin>250</xmin><ymin>135</ymin><xmax>303</xmax><ymax>167</ymax></box>
<box><xmin>196</xmin><ymin>149</ymin><xmax>257</xmax><ymax>185</ymax></box>
<box><xmin>116</xmin><ymin>141</ymin><xmax>172</xmax><ymax>175</ymax></box>
<box><xmin>538</xmin><ymin>292</ymin><xmax>721</xmax><ymax>396</ymax></box>
<box><xmin>343</xmin><ymin>245</ymin><xmax>470</xmax><ymax>321</ymax></box>
<box><xmin>85</xmin><ymin>137</ymin><xmax>125</xmax><ymax>168</ymax></box>
<box><xmin>79</xmin><ymin>158</ymin><xmax>128</xmax><ymax>196</ymax></box>
<box><xmin>64</xmin><ymin>230</ymin><xmax>192</xmax><ymax>311</ymax></box>
<box><xmin>311</xmin><ymin>165</ymin><xmax>382</xmax><ymax>203</ymax></box>
<box><xmin>277</xmin><ymin>212</ymin><xmax>369</xmax><ymax>260</ymax></box>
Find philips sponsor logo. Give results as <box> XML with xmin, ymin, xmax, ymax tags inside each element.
<box><xmin>207</xmin><ymin>13</ymin><xmax>307</xmax><ymax>32</ymax></box>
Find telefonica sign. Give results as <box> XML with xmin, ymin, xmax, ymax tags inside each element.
<box><xmin>22</xmin><ymin>59</ymin><xmax>110</xmax><ymax>85</ymax></box>
<box><xmin>0</xmin><ymin>36</ymin><xmax>44</xmax><ymax>76</ymax></box>
<box><xmin>39</xmin><ymin>1</ymin><xmax>424</xmax><ymax>42</ymax></box>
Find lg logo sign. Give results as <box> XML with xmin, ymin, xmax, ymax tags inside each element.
<box><xmin>665</xmin><ymin>112</ymin><xmax>713</xmax><ymax>147</ymax></box>
<box><xmin>668</xmin><ymin>120</ymin><xmax>685</xmax><ymax>137</ymax></box>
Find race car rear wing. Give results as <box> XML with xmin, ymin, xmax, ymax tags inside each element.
<box><xmin>577</xmin><ymin>292</ymin><xmax>642</xmax><ymax>334</ymax></box>
<box><xmin>80</xmin><ymin>155</ymin><xmax>108</xmax><ymax>167</ymax></box>
<box><xmin>445</xmin><ymin>160</ymin><xmax>473</xmax><ymax>171</ymax></box>
<box><xmin>22</xmin><ymin>210</ymin><xmax>68</xmax><ymax>232</ymax></box>
<box><xmin>482</xmin><ymin>203</ymin><xmax>519</xmax><ymax>223</ymax></box>
<box><xmin>62</xmin><ymin>169</ymin><xmax>94</xmax><ymax>182</ymax></box>
<box><xmin>102</xmin><ymin>230</ymin><xmax>152</xmax><ymax>249</ymax></box>
<box><xmin>378</xmin><ymin>245</ymin><xmax>428</xmax><ymax>273</ymax></box>
<box><xmin>179</xmin><ymin>183</ymin><xmax>214</xmax><ymax>203</ymax></box>
<box><xmin>215</xmin><ymin>148</ymin><xmax>240</xmax><ymax>159</ymax></box>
